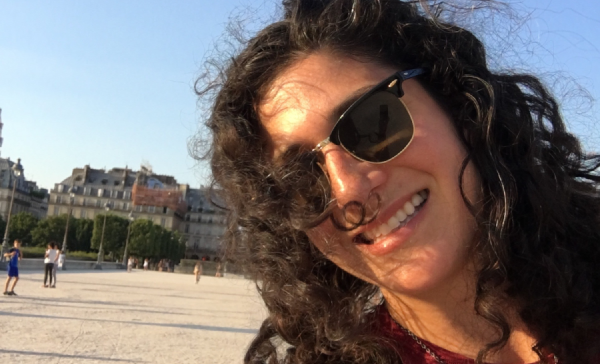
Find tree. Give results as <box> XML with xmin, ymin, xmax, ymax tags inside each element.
<box><xmin>8</xmin><ymin>212</ymin><xmax>38</xmax><ymax>246</ymax></box>
<box><xmin>32</xmin><ymin>215</ymin><xmax>72</xmax><ymax>247</ymax></box>
<box><xmin>127</xmin><ymin>219</ymin><xmax>186</xmax><ymax>262</ymax></box>
<box><xmin>91</xmin><ymin>214</ymin><xmax>128</xmax><ymax>257</ymax></box>
<box><xmin>74</xmin><ymin>218</ymin><xmax>94</xmax><ymax>252</ymax></box>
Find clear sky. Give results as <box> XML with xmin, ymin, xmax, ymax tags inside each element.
<box><xmin>1</xmin><ymin>0</ymin><xmax>599</xmax><ymax>190</ymax></box>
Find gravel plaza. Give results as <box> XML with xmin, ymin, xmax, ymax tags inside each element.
<box><xmin>0</xmin><ymin>270</ymin><xmax>267</xmax><ymax>364</ymax></box>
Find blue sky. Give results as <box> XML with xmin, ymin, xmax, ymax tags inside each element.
<box><xmin>0</xmin><ymin>0</ymin><xmax>599</xmax><ymax>190</ymax></box>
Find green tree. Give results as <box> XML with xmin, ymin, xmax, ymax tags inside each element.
<box><xmin>127</xmin><ymin>219</ymin><xmax>186</xmax><ymax>262</ymax></box>
<box><xmin>128</xmin><ymin>219</ymin><xmax>155</xmax><ymax>259</ymax></box>
<box><xmin>74</xmin><ymin>218</ymin><xmax>94</xmax><ymax>252</ymax></box>
<box><xmin>8</xmin><ymin>212</ymin><xmax>38</xmax><ymax>246</ymax></box>
<box><xmin>91</xmin><ymin>214</ymin><xmax>128</xmax><ymax>256</ymax></box>
<box><xmin>32</xmin><ymin>215</ymin><xmax>73</xmax><ymax>247</ymax></box>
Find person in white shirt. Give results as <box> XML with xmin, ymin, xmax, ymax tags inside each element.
<box><xmin>127</xmin><ymin>257</ymin><xmax>134</xmax><ymax>272</ymax></box>
<box><xmin>43</xmin><ymin>242</ymin><xmax>58</xmax><ymax>288</ymax></box>
<box><xmin>52</xmin><ymin>246</ymin><xmax>63</xmax><ymax>287</ymax></box>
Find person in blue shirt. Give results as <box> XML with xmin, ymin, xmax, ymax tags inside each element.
<box><xmin>3</xmin><ymin>239</ymin><xmax>22</xmax><ymax>296</ymax></box>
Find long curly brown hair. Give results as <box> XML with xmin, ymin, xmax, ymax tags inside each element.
<box><xmin>194</xmin><ymin>0</ymin><xmax>600</xmax><ymax>363</ymax></box>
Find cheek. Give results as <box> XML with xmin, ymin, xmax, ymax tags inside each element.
<box><xmin>306</xmin><ymin>225</ymin><xmax>376</xmax><ymax>281</ymax></box>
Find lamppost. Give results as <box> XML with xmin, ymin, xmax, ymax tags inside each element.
<box><xmin>60</xmin><ymin>187</ymin><xmax>75</xmax><ymax>270</ymax></box>
<box><xmin>122</xmin><ymin>211</ymin><xmax>135</xmax><ymax>265</ymax></box>
<box><xmin>94</xmin><ymin>203</ymin><xmax>110</xmax><ymax>270</ymax></box>
<box><xmin>1</xmin><ymin>158</ymin><xmax>24</xmax><ymax>261</ymax></box>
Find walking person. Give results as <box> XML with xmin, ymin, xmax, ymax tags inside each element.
<box><xmin>43</xmin><ymin>242</ymin><xmax>58</xmax><ymax>288</ymax></box>
<box><xmin>3</xmin><ymin>239</ymin><xmax>22</xmax><ymax>296</ymax></box>
<box><xmin>196</xmin><ymin>0</ymin><xmax>600</xmax><ymax>362</ymax></box>
<box><xmin>143</xmin><ymin>258</ymin><xmax>149</xmax><ymax>271</ymax></box>
<box><xmin>193</xmin><ymin>261</ymin><xmax>202</xmax><ymax>284</ymax></box>
<box><xmin>214</xmin><ymin>262</ymin><xmax>222</xmax><ymax>278</ymax></box>
<box><xmin>127</xmin><ymin>256</ymin><xmax>134</xmax><ymax>272</ymax></box>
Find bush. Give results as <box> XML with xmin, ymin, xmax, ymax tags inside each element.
<box><xmin>69</xmin><ymin>251</ymin><xmax>103</xmax><ymax>261</ymax></box>
<box><xmin>20</xmin><ymin>246</ymin><xmax>46</xmax><ymax>258</ymax></box>
<box><xmin>19</xmin><ymin>247</ymin><xmax>106</xmax><ymax>261</ymax></box>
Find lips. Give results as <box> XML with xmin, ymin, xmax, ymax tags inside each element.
<box><xmin>355</xmin><ymin>189</ymin><xmax>429</xmax><ymax>244</ymax></box>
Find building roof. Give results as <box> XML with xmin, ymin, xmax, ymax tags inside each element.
<box><xmin>0</xmin><ymin>157</ymin><xmax>28</xmax><ymax>192</ymax></box>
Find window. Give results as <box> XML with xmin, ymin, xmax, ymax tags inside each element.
<box><xmin>148</xmin><ymin>206</ymin><xmax>156</xmax><ymax>213</ymax></box>
<box><xmin>82</xmin><ymin>198</ymin><xmax>87</xmax><ymax>206</ymax></box>
<box><xmin>184</xmin><ymin>224</ymin><xmax>189</xmax><ymax>233</ymax></box>
<box><xmin>161</xmin><ymin>218</ymin><xmax>166</xmax><ymax>227</ymax></box>
<box><xmin>114</xmin><ymin>202</ymin><xmax>121</xmax><ymax>210</ymax></box>
<box><xmin>96</xmin><ymin>199</ymin><xmax>101</xmax><ymax>207</ymax></box>
<box><xmin>56</xmin><ymin>195</ymin><xmax>62</xmax><ymax>204</ymax></box>
<box><xmin>113</xmin><ymin>190</ymin><xmax>120</xmax><ymax>198</ymax></box>
<box><xmin>124</xmin><ymin>203</ymin><xmax>129</xmax><ymax>211</ymax></box>
<box><xmin>135</xmin><ymin>205</ymin><xmax>142</xmax><ymax>212</ymax></box>
<box><xmin>84</xmin><ymin>187</ymin><xmax>91</xmax><ymax>195</ymax></box>
<box><xmin>58</xmin><ymin>185</ymin><xmax>64</xmax><ymax>193</ymax></box>
<box><xmin>53</xmin><ymin>206</ymin><xmax>59</xmax><ymax>216</ymax></box>
<box><xmin>124</xmin><ymin>191</ymin><xmax>131</xmax><ymax>200</ymax></box>
<box><xmin>97</xmin><ymin>189</ymin><xmax>103</xmax><ymax>197</ymax></box>
<box><xmin>81</xmin><ymin>209</ymin><xmax>87</xmax><ymax>218</ymax></box>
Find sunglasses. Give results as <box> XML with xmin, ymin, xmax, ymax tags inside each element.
<box><xmin>313</xmin><ymin>68</ymin><xmax>426</xmax><ymax>163</ymax></box>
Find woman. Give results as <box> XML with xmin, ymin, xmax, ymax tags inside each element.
<box><xmin>197</xmin><ymin>0</ymin><xmax>600</xmax><ymax>363</ymax></box>
<box><xmin>43</xmin><ymin>242</ymin><xmax>58</xmax><ymax>288</ymax></box>
<box><xmin>194</xmin><ymin>261</ymin><xmax>203</xmax><ymax>283</ymax></box>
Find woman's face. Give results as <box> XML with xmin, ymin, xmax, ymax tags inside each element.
<box><xmin>259</xmin><ymin>52</ymin><xmax>481</xmax><ymax>297</ymax></box>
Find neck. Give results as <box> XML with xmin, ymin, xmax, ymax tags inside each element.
<box><xmin>381</xmin><ymin>268</ymin><xmax>540</xmax><ymax>364</ymax></box>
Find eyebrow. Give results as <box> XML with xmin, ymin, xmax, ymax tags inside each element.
<box><xmin>275</xmin><ymin>83</ymin><xmax>378</xmax><ymax>159</ymax></box>
<box><xmin>328</xmin><ymin>84</ymin><xmax>376</xmax><ymax>123</ymax></box>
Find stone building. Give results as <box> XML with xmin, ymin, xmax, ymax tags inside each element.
<box><xmin>48</xmin><ymin>165</ymin><xmax>226</xmax><ymax>258</ymax></box>
<box><xmin>48</xmin><ymin>165</ymin><xmax>186</xmax><ymax>230</ymax></box>
<box><xmin>0</xmin><ymin>157</ymin><xmax>48</xmax><ymax>221</ymax></box>
<box><xmin>180</xmin><ymin>188</ymin><xmax>226</xmax><ymax>259</ymax></box>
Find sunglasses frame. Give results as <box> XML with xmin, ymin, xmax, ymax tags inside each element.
<box><xmin>313</xmin><ymin>68</ymin><xmax>426</xmax><ymax>164</ymax></box>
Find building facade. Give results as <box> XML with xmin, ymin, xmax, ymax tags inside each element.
<box><xmin>0</xmin><ymin>158</ymin><xmax>48</xmax><ymax>221</ymax></box>
<box><xmin>48</xmin><ymin>165</ymin><xmax>226</xmax><ymax>258</ymax></box>
<box><xmin>180</xmin><ymin>188</ymin><xmax>226</xmax><ymax>259</ymax></box>
<box><xmin>48</xmin><ymin>165</ymin><xmax>186</xmax><ymax>230</ymax></box>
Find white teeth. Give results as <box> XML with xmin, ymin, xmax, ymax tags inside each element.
<box><xmin>386</xmin><ymin>215</ymin><xmax>400</xmax><ymax>230</ymax></box>
<box><xmin>360</xmin><ymin>190</ymin><xmax>428</xmax><ymax>241</ymax></box>
<box><xmin>411</xmin><ymin>193</ymin><xmax>424</xmax><ymax>207</ymax></box>
<box><xmin>403</xmin><ymin>201</ymin><xmax>415</xmax><ymax>215</ymax></box>
<box><xmin>378</xmin><ymin>223</ymin><xmax>392</xmax><ymax>237</ymax></box>
<box><xmin>396</xmin><ymin>209</ymin><xmax>407</xmax><ymax>222</ymax></box>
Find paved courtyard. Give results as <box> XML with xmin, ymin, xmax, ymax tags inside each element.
<box><xmin>0</xmin><ymin>270</ymin><xmax>268</xmax><ymax>363</ymax></box>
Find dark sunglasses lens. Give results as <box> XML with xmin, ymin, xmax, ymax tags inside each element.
<box><xmin>335</xmin><ymin>91</ymin><xmax>414</xmax><ymax>162</ymax></box>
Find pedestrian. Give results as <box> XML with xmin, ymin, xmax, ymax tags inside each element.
<box><xmin>51</xmin><ymin>245</ymin><xmax>61</xmax><ymax>287</ymax></box>
<box><xmin>193</xmin><ymin>261</ymin><xmax>202</xmax><ymax>284</ymax></box>
<box><xmin>3</xmin><ymin>239</ymin><xmax>22</xmax><ymax>296</ymax></box>
<box><xmin>214</xmin><ymin>262</ymin><xmax>222</xmax><ymax>278</ymax></box>
<box><xmin>43</xmin><ymin>242</ymin><xmax>58</xmax><ymax>288</ymax></box>
<box><xmin>143</xmin><ymin>258</ymin><xmax>149</xmax><ymax>271</ymax></box>
<box><xmin>196</xmin><ymin>0</ymin><xmax>600</xmax><ymax>362</ymax></box>
<box><xmin>127</xmin><ymin>256</ymin><xmax>133</xmax><ymax>272</ymax></box>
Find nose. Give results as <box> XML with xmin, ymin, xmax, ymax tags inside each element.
<box><xmin>322</xmin><ymin>145</ymin><xmax>387</xmax><ymax>209</ymax></box>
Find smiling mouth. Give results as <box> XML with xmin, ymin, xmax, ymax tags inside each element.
<box><xmin>353</xmin><ymin>189</ymin><xmax>429</xmax><ymax>245</ymax></box>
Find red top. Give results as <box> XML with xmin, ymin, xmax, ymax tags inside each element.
<box><xmin>376</xmin><ymin>306</ymin><xmax>556</xmax><ymax>364</ymax></box>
